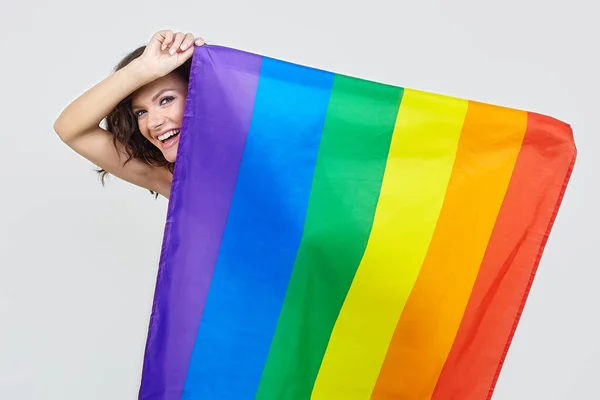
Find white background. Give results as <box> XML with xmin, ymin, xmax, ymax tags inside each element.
<box><xmin>1</xmin><ymin>0</ymin><xmax>597</xmax><ymax>399</ymax></box>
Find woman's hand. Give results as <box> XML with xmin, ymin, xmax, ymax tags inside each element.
<box><xmin>138</xmin><ymin>30</ymin><xmax>205</xmax><ymax>79</ymax></box>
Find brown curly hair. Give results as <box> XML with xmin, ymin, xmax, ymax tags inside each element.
<box><xmin>97</xmin><ymin>45</ymin><xmax>192</xmax><ymax>194</ymax></box>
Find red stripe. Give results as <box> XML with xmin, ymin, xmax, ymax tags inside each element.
<box><xmin>430</xmin><ymin>112</ymin><xmax>576</xmax><ymax>400</ymax></box>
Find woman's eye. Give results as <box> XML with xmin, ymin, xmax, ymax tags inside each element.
<box><xmin>134</xmin><ymin>110</ymin><xmax>146</xmax><ymax>117</ymax></box>
<box><xmin>160</xmin><ymin>96</ymin><xmax>175</xmax><ymax>105</ymax></box>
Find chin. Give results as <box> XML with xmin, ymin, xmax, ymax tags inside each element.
<box><xmin>163</xmin><ymin>152</ymin><xmax>176</xmax><ymax>163</ymax></box>
<box><xmin>162</xmin><ymin>146</ymin><xmax>178</xmax><ymax>163</ymax></box>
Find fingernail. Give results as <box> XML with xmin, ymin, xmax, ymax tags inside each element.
<box><xmin>169</xmin><ymin>47</ymin><xmax>176</xmax><ymax>55</ymax></box>
<box><xmin>161</xmin><ymin>44</ymin><xmax>167</xmax><ymax>50</ymax></box>
<box><xmin>181</xmin><ymin>43</ymin><xmax>188</xmax><ymax>50</ymax></box>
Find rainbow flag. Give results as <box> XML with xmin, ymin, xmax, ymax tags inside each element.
<box><xmin>138</xmin><ymin>45</ymin><xmax>576</xmax><ymax>400</ymax></box>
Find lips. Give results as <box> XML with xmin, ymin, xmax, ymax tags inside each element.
<box><xmin>156</xmin><ymin>129</ymin><xmax>180</xmax><ymax>150</ymax></box>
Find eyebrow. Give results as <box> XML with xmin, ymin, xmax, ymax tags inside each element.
<box><xmin>132</xmin><ymin>88</ymin><xmax>177</xmax><ymax>110</ymax></box>
<box><xmin>151</xmin><ymin>88</ymin><xmax>177</xmax><ymax>102</ymax></box>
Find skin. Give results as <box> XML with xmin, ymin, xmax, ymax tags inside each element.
<box><xmin>131</xmin><ymin>73</ymin><xmax>188</xmax><ymax>164</ymax></box>
<box><xmin>54</xmin><ymin>30</ymin><xmax>203</xmax><ymax>199</ymax></box>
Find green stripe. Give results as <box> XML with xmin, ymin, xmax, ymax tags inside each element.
<box><xmin>255</xmin><ymin>75</ymin><xmax>404</xmax><ymax>399</ymax></box>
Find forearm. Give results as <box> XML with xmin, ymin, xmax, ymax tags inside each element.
<box><xmin>54</xmin><ymin>59</ymin><xmax>156</xmax><ymax>142</ymax></box>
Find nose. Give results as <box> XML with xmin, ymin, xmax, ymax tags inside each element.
<box><xmin>147</xmin><ymin>111</ymin><xmax>166</xmax><ymax>133</ymax></box>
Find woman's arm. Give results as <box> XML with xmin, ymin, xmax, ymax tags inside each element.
<box><xmin>54</xmin><ymin>59</ymin><xmax>172</xmax><ymax>196</ymax></box>
<box><xmin>53</xmin><ymin>30</ymin><xmax>199</xmax><ymax>198</ymax></box>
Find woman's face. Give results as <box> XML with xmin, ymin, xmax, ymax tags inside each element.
<box><xmin>131</xmin><ymin>72</ymin><xmax>188</xmax><ymax>163</ymax></box>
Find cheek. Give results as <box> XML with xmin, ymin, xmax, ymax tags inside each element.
<box><xmin>172</xmin><ymin>102</ymin><xmax>186</xmax><ymax>124</ymax></box>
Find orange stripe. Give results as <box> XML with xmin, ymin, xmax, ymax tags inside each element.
<box><xmin>429</xmin><ymin>112</ymin><xmax>576</xmax><ymax>400</ymax></box>
<box><xmin>371</xmin><ymin>101</ymin><xmax>528</xmax><ymax>399</ymax></box>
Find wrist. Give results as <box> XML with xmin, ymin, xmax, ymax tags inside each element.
<box><xmin>125</xmin><ymin>58</ymin><xmax>160</xmax><ymax>85</ymax></box>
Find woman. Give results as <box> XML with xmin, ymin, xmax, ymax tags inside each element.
<box><xmin>54</xmin><ymin>30</ymin><xmax>204</xmax><ymax>199</ymax></box>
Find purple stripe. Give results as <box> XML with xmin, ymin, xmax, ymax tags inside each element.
<box><xmin>138</xmin><ymin>45</ymin><xmax>262</xmax><ymax>400</ymax></box>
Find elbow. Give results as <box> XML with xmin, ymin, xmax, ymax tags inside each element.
<box><xmin>53</xmin><ymin>115</ymin><xmax>73</xmax><ymax>144</ymax></box>
<box><xmin>53</xmin><ymin>116</ymin><xmax>65</xmax><ymax>139</ymax></box>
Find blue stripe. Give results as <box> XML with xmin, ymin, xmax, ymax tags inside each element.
<box><xmin>182</xmin><ymin>57</ymin><xmax>335</xmax><ymax>399</ymax></box>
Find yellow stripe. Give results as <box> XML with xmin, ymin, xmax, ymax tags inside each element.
<box><xmin>310</xmin><ymin>89</ymin><xmax>468</xmax><ymax>400</ymax></box>
<box><xmin>370</xmin><ymin>101</ymin><xmax>528</xmax><ymax>399</ymax></box>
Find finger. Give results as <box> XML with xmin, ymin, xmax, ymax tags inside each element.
<box><xmin>151</xmin><ymin>30</ymin><xmax>166</xmax><ymax>49</ymax></box>
<box><xmin>179</xmin><ymin>33</ymin><xmax>195</xmax><ymax>51</ymax></box>
<box><xmin>159</xmin><ymin>30</ymin><xmax>174</xmax><ymax>51</ymax></box>
<box><xmin>170</xmin><ymin>45</ymin><xmax>194</xmax><ymax>70</ymax></box>
<box><xmin>177</xmin><ymin>45</ymin><xmax>195</xmax><ymax>64</ymax></box>
<box><xmin>169</xmin><ymin>32</ymin><xmax>185</xmax><ymax>55</ymax></box>
<box><xmin>194</xmin><ymin>36</ymin><xmax>205</xmax><ymax>46</ymax></box>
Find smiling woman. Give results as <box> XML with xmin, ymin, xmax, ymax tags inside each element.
<box><xmin>127</xmin><ymin>64</ymin><xmax>188</xmax><ymax>163</ymax></box>
<box><xmin>53</xmin><ymin>30</ymin><xmax>204</xmax><ymax>198</ymax></box>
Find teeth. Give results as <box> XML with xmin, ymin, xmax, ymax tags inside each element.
<box><xmin>157</xmin><ymin>129</ymin><xmax>180</xmax><ymax>141</ymax></box>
